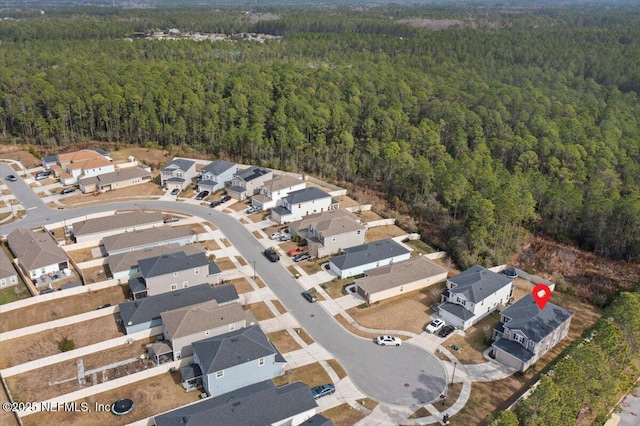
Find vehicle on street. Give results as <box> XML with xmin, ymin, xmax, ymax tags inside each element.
<box><xmin>263</xmin><ymin>248</ymin><xmax>280</xmax><ymax>262</ymax></box>
<box><xmin>60</xmin><ymin>187</ymin><xmax>76</xmax><ymax>195</ymax></box>
<box><xmin>288</xmin><ymin>246</ymin><xmax>309</xmax><ymax>257</ymax></box>
<box><xmin>195</xmin><ymin>190</ymin><xmax>210</xmax><ymax>200</ymax></box>
<box><xmin>294</xmin><ymin>253</ymin><xmax>311</xmax><ymax>262</ymax></box>
<box><xmin>270</xmin><ymin>232</ymin><xmax>283</xmax><ymax>240</ymax></box>
<box><xmin>438</xmin><ymin>325</ymin><xmax>456</xmax><ymax>338</ymax></box>
<box><xmin>5</xmin><ymin>175</ymin><xmax>17</xmax><ymax>182</ymax></box>
<box><xmin>210</xmin><ymin>200</ymin><xmax>223</xmax><ymax>208</ymax></box>
<box><xmin>426</xmin><ymin>319</ymin><xmax>446</xmax><ymax>334</ymax></box>
<box><xmin>170</xmin><ymin>188</ymin><xmax>180</xmax><ymax>196</ymax></box>
<box><xmin>376</xmin><ymin>335</ymin><xmax>402</xmax><ymax>346</ymax></box>
<box><xmin>302</xmin><ymin>291</ymin><xmax>318</xmax><ymax>303</ymax></box>
<box><xmin>163</xmin><ymin>216</ymin><xmax>179</xmax><ymax>223</ymax></box>
<box><xmin>310</xmin><ymin>384</ymin><xmax>336</xmax><ymax>399</ymax></box>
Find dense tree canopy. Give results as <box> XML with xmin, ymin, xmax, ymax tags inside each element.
<box><xmin>0</xmin><ymin>3</ymin><xmax>639</xmax><ymax>268</ymax></box>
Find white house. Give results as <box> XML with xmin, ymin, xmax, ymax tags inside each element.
<box><xmin>6</xmin><ymin>228</ymin><xmax>70</xmax><ymax>283</ymax></box>
<box><xmin>270</xmin><ymin>187</ymin><xmax>337</xmax><ymax>224</ymax></box>
<box><xmin>329</xmin><ymin>238</ymin><xmax>411</xmax><ymax>279</ymax></box>
<box><xmin>437</xmin><ymin>265</ymin><xmax>514</xmax><ymax>330</ymax></box>
<box><xmin>226</xmin><ymin>166</ymin><xmax>272</xmax><ymax>200</ymax></box>
<box><xmin>161</xmin><ymin>158</ymin><xmax>197</xmax><ymax>190</ymax></box>
<box><xmin>198</xmin><ymin>160</ymin><xmax>236</xmax><ymax>193</ymax></box>
<box><xmin>251</xmin><ymin>175</ymin><xmax>306</xmax><ymax>210</ymax></box>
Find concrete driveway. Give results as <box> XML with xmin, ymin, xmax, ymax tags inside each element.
<box><xmin>0</xmin><ymin>198</ymin><xmax>447</xmax><ymax>407</ymax></box>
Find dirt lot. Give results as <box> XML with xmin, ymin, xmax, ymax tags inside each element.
<box><xmin>346</xmin><ymin>282</ymin><xmax>446</xmax><ymax>334</ymax></box>
<box><xmin>358</xmin><ymin>209</ymin><xmax>383</xmax><ymax>222</ymax></box>
<box><xmin>60</xmin><ymin>183</ymin><xmax>165</xmax><ymax>207</ymax></box>
<box><xmin>22</xmin><ymin>370</ymin><xmax>200</xmax><ymax>426</ymax></box>
<box><xmin>0</xmin><ymin>315</ymin><xmax>123</xmax><ymax>368</ymax></box>
<box><xmin>0</xmin><ymin>285</ymin><xmax>128</xmax><ymax>332</ymax></box>
<box><xmin>333</xmin><ymin>195</ymin><xmax>360</xmax><ymax>208</ymax></box>
<box><xmin>365</xmin><ymin>224</ymin><xmax>407</xmax><ymax>242</ymax></box>
<box><xmin>273</xmin><ymin>362</ymin><xmax>331</xmax><ymax>388</ymax></box>
<box><xmin>267</xmin><ymin>330</ymin><xmax>302</xmax><ymax>354</ymax></box>
<box><xmin>322</xmin><ymin>403</ymin><xmax>367</xmax><ymax>426</ymax></box>
<box><xmin>109</xmin><ymin>147</ymin><xmax>173</xmax><ymax>165</ymax></box>
<box><xmin>0</xmin><ymin>149</ymin><xmax>41</xmax><ymax>168</ymax></box>
<box><xmin>7</xmin><ymin>337</ymin><xmax>154</xmax><ymax>402</ymax></box>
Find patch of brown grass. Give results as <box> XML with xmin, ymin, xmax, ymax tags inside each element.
<box><xmin>358</xmin><ymin>209</ymin><xmax>382</xmax><ymax>222</ymax></box>
<box><xmin>334</xmin><ymin>315</ymin><xmax>381</xmax><ymax>340</ymax></box>
<box><xmin>322</xmin><ymin>403</ymin><xmax>367</xmax><ymax>426</ymax></box>
<box><xmin>189</xmin><ymin>223</ymin><xmax>206</xmax><ymax>234</ymax></box>
<box><xmin>235</xmin><ymin>256</ymin><xmax>247</xmax><ymax>266</ymax></box>
<box><xmin>446</xmin><ymin>312</ymin><xmax>500</xmax><ymax>364</ymax></box>
<box><xmin>356</xmin><ymin>397</ymin><xmax>378</xmax><ymax>411</ymax></box>
<box><xmin>227</xmin><ymin>277</ymin><xmax>253</xmax><ymax>294</ymax></box>
<box><xmin>327</xmin><ymin>359</ymin><xmax>347</xmax><ymax>380</ymax></box>
<box><xmin>254</xmin><ymin>276</ymin><xmax>266</xmax><ymax>288</ymax></box>
<box><xmin>365</xmin><ymin>224</ymin><xmax>407</xmax><ymax>242</ymax></box>
<box><xmin>267</xmin><ymin>330</ymin><xmax>302</xmax><ymax>354</ymax></box>
<box><xmin>247</xmin><ymin>301</ymin><xmax>275</xmax><ymax>321</ymax></box>
<box><xmin>273</xmin><ymin>362</ymin><xmax>331</xmax><ymax>388</ymax></box>
<box><xmin>203</xmin><ymin>240</ymin><xmax>220</xmax><ymax>251</ymax></box>
<box><xmin>219</xmin><ymin>238</ymin><xmax>232</xmax><ymax>248</ymax></box>
<box><xmin>252</xmin><ymin>231</ymin><xmax>263</xmax><ymax>239</ymax></box>
<box><xmin>215</xmin><ymin>257</ymin><xmax>236</xmax><ymax>271</ymax></box>
<box><xmin>271</xmin><ymin>299</ymin><xmax>287</xmax><ymax>315</ymax></box>
<box><xmin>82</xmin><ymin>265</ymin><xmax>109</xmax><ymax>284</ymax></box>
<box><xmin>294</xmin><ymin>328</ymin><xmax>314</xmax><ymax>345</ymax></box>
<box><xmin>298</xmin><ymin>258</ymin><xmax>325</xmax><ymax>275</ymax></box>
<box><xmin>67</xmin><ymin>246</ymin><xmax>99</xmax><ymax>263</ymax></box>
<box><xmin>61</xmin><ymin>183</ymin><xmax>164</xmax><ymax>207</ymax></box>
<box><xmin>109</xmin><ymin>147</ymin><xmax>173</xmax><ymax>165</ymax></box>
<box><xmin>228</xmin><ymin>200</ymin><xmax>249</xmax><ymax>212</ymax></box>
<box><xmin>0</xmin><ymin>150</ymin><xmax>41</xmax><ymax>168</ymax></box>
<box><xmin>322</xmin><ymin>277</ymin><xmax>355</xmax><ymax>299</ymax></box>
<box><xmin>333</xmin><ymin>195</ymin><xmax>360</xmax><ymax>208</ymax></box>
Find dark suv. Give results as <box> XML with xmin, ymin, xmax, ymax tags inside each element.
<box><xmin>263</xmin><ymin>249</ymin><xmax>280</xmax><ymax>262</ymax></box>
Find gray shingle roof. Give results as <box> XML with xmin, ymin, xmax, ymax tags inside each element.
<box><xmin>356</xmin><ymin>256</ymin><xmax>447</xmax><ymax>295</ymax></box>
<box><xmin>102</xmin><ymin>225</ymin><xmax>193</xmax><ymax>254</ymax></box>
<box><xmin>491</xmin><ymin>338</ymin><xmax>535</xmax><ymax>362</ymax></box>
<box><xmin>284</xmin><ymin>187</ymin><xmax>330</xmax><ymax>204</ymax></box>
<box><xmin>106</xmin><ymin>244</ymin><xmax>204</xmax><ymax>276</ymax></box>
<box><xmin>439</xmin><ymin>302</ymin><xmax>476</xmax><ymax>321</ymax></box>
<box><xmin>72</xmin><ymin>211</ymin><xmax>163</xmax><ymax>237</ymax></box>
<box><xmin>154</xmin><ymin>380</ymin><xmax>317</xmax><ymax>426</ymax></box>
<box><xmin>208</xmin><ymin>261</ymin><xmax>221</xmax><ymax>275</ymax></box>
<box><xmin>128</xmin><ymin>276</ymin><xmax>147</xmax><ymax>295</ymax></box>
<box><xmin>303</xmin><ymin>414</ymin><xmax>335</xmax><ymax>426</ymax></box>
<box><xmin>0</xmin><ymin>249</ymin><xmax>16</xmax><ymax>280</ymax></box>
<box><xmin>201</xmin><ymin>159</ymin><xmax>235</xmax><ymax>176</ymax></box>
<box><xmin>192</xmin><ymin>325</ymin><xmax>282</xmax><ymax>374</ymax></box>
<box><xmin>271</xmin><ymin>206</ymin><xmax>292</xmax><ymax>216</ymax></box>
<box><xmin>118</xmin><ymin>284</ymin><xmax>238</xmax><ymax>327</ymax></box>
<box><xmin>78</xmin><ymin>166</ymin><xmax>151</xmax><ymax>187</ymax></box>
<box><xmin>448</xmin><ymin>265</ymin><xmax>512</xmax><ymax>303</ymax></box>
<box><xmin>138</xmin><ymin>252</ymin><xmax>208</xmax><ymax>279</ymax></box>
<box><xmin>236</xmin><ymin>166</ymin><xmax>270</xmax><ymax>182</ymax></box>
<box><xmin>330</xmin><ymin>238</ymin><xmax>410</xmax><ymax>270</ymax></box>
<box><xmin>6</xmin><ymin>228</ymin><xmax>69</xmax><ymax>271</ymax></box>
<box><xmin>500</xmin><ymin>294</ymin><xmax>573</xmax><ymax>343</ymax></box>
<box><xmin>161</xmin><ymin>299</ymin><xmax>252</xmax><ymax>339</ymax></box>
<box><xmin>162</xmin><ymin>158</ymin><xmax>195</xmax><ymax>173</ymax></box>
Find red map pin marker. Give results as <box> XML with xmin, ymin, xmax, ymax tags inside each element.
<box><xmin>532</xmin><ymin>284</ymin><xmax>551</xmax><ymax>310</ymax></box>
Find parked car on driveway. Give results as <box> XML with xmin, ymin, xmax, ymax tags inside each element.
<box><xmin>210</xmin><ymin>200</ymin><xmax>223</xmax><ymax>208</ymax></box>
<box><xmin>170</xmin><ymin>188</ymin><xmax>180</xmax><ymax>196</ymax></box>
<box><xmin>310</xmin><ymin>384</ymin><xmax>335</xmax><ymax>399</ymax></box>
<box><xmin>302</xmin><ymin>291</ymin><xmax>318</xmax><ymax>303</ymax></box>
<box><xmin>293</xmin><ymin>253</ymin><xmax>311</xmax><ymax>262</ymax></box>
<box><xmin>376</xmin><ymin>335</ymin><xmax>402</xmax><ymax>346</ymax></box>
<box><xmin>288</xmin><ymin>246</ymin><xmax>309</xmax><ymax>257</ymax></box>
<box><xmin>221</xmin><ymin>194</ymin><xmax>231</xmax><ymax>203</ymax></box>
<box><xmin>5</xmin><ymin>175</ymin><xmax>17</xmax><ymax>182</ymax></box>
<box><xmin>263</xmin><ymin>248</ymin><xmax>280</xmax><ymax>262</ymax></box>
<box><xmin>438</xmin><ymin>325</ymin><xmax>456</xmax><ymax>338</ymax></box>
<box><xmin>246</xmin><ymin>206</ymin><xmax>261</xmax><ymax>214</ymax></box>
<box><xmin>270</xmin><ymin>232</ymin><xmax>283</xmax><ymax>240</ymax></box>
<box><xmin>195</xmin><ymin>190</ymin><xmax>210</xmax><ymax>200</ymax></box>
<box><xmin>60</xmin><ymin>187</ymin><xmax>76</xmax><ymax>195</ymax></box>
<box><xmin>35</xmin><ymin>171</ymin><xmax>51</xmax><ymax>181</ymax></box>
<box><xmin>279</xmin><ymin>233</ymin><xmax>292</xmax><ymax>242</ymax></box>
<box><xmin>426</xmin><ymin>319</ymin><xmax>445</xmax><ymax>334</ymax></box>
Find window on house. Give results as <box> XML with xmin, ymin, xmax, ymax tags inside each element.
<box><xmin>173</xmin><ymin>272</ymin><xmax>178</xmax><ymax>277</ymax></box>
<box><xmin>399</xmin><ymin>286</ymin><xmax>404</xmax><ymax>292</ymax></box>
<box><xmin>194</xmin><ymin>267</ymin><xmax>200</xmax><ymax>275</ymax></box>
<box><xmin>10</xmin><ymin>276</ymin><xmax>17</xmax><ymax>284</ymax></box>
<box><xmin>331</xmin><ymin>236</ymin><xmax>336</xmax><ymax>242</ymax></box>
<box><xmin>215</xmin><ymin>370</ymin><xmax>224</xmax><ymax>379</ymax></box>
<box><xmin>183</xmin><ymin>281</ymin><xmax>188</xmax><ymax>288</ymax></box>
<box><xmin>258</xmin><ymin>357</ymin><xmax>265</xmax><ymax>366</ymax></box>
<box><xmin>229</xmin><ymin>323</ymin><xmax>236</xmax><ymax>331</ymax></box>
<box><xmin>170</xmin><ymin>284</ymin><xmax>178</xmax><ymax>291</ymax></box>
<box><xmin>356</xmin><ymin>230</ymin><xmax>361</xmax><ymax>235</ymax></box>
<box><xmin>515</xmin><ymin>334</ymin><xmax>525</xmax><ymax>344</ymax></box>
<box><xmin>0</xmin><ymin>279</ymin><xmax>6</xmax><ymax>287</ymax></box>
<box><xmin>205</xmin><ymin>330</ymin><xmax>210</xmax><ymax>335</ymax></box>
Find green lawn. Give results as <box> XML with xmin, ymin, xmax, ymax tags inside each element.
<box><xmin>0</xmin><ymin>285</ymin><xmax>31</xmax><ymax>305</ymax></box>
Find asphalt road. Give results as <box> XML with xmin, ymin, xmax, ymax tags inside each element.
<box><xmin>0</xmin><ymin>163</ymin><xmax>50</xmax><ymax>213</ymax></box>
<box><xmin>0</xmin><ymin>197</ymin><xmax>447</xmax><ymax>407</ymax></box>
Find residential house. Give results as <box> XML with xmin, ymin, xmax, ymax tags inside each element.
<box><xmin>289</xmin><ymin>209</ymin><xmax>365</xmax><ymax>258</ymax></box>
<box><xmin>437</xmin><ymin>265</ymin><xmax>513</xmax><ymax>331</ymax></box>
<box><xmin>226</xmin><ymin>166</ymin><xmax>272</xmax><ymax>200</ymax></box>
<box><xmin>71</xmin><ymin>211</ymin><xmax>164</xmax><ymax>244</ymax></box>
<box><xmin>186</xmin><ymin>325</ymin><xmax>286</xmax><ymax>397</ymax></box>
<box><xmin>6</xmin><ymin>228</ymin><xmax>70</xmax><ymax>282</ymax></box>
<box><xmin>118</xmin><ymin>284</ymin><xmax>238</xmax><ymax>334</ymax></box>
<box><xmin>129</xmin><ymin>251</ymin><xmax>221</xmax><ymax>299</ymax></box>
<box><xmin>51</xmin><ymin>149</ymin><xmax>115</xmax><ymax>185</ymax></box>
<box><xmin>355</xmin><ymin>256</ymin><xmax>448</xmax><ymax>304</ymax></box>
<box><xmin>102</xmin><ymin>225</ymin><xmax>194</xmax><ymax>256</ymax></box>
<box><xmin>198</xmin><ymin>160</ymin><xmax>236</xmax><ymax>193</ymax></box>
<box><xmin>329</xmin><ymin>238</ymin><xmax>411</xmax><ymax>279</ymax></box>
<box><xmin>154</xmin><ymin>380</ymin><xmax>318</xmax><ymax>426</ymax></box>
<box><xmin>149</xmin><ymin>299</ymin><xmax>255</xmax><ymax>364</ymax></box>
<box><xmin>251</xmin><ymin>175</ymin><xmax>306</xmax><ymax>210</ymax></box>
<box><xmin>161</xmin><ymin>158</ymin><xmax>197</xmax><ymax>190</ymax></box>
<box><xmin>270</xmin><ymin>187</ymin><xmax>337</xmax><ymax>224</ymax></box>
<box><xmin>106</xmin><ymin>243</ymin><xmax>205</xmax><ymax>281</ymax></box>
<box><xmin>78</xmin><ymin>165</ymin><xmax>152</xmax><ymax>194</ymax></box>
<box><xmin>0</xmin><ymin>250</ymin><xmax>19</xmax><ymax>288</ymax></box>
<box><xmin>492</xmin><ymin>293</ymin><xmax>573</xmax><ymax>372</ymax></box>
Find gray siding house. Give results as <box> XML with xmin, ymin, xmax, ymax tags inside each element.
<box><xmin>0</xmin><ymin>249</ymin><xmax>19</xmax><ymax>288</ymax></box>
<box><xmin>226</xmin><ymin>166</ymin><xmax>272</xmax><ymax>200</ymax></box>
<box><xmin>71</xmin><ymin>211</ymin><xmax>164</xmax><ymax>244</ymax></box>
<box><xmin>161</xmin><ymin>158</ymin><xmax>197</xmax><ymax>190</ymax></box>
<box><xmin>188</xmin><ymin>325</ymin><xmax>286</xmax><ymax>397</ymax></box>
<box><xmin>251</xmin><ymin>175</ymin><xmax>306</xmax><ymax>210</ymax></box>
<box><xmin>130</xmin><ymin>251</ymin><xmax>221</xmax><ymax>299</ymax></box>
<box><xmin>198</xmin><ymin>160</ymin><xmax>236</xmax><ymax>193</ymax></box>
<box><xmin>118</xmin><ymin>284</ymin><xmax>238</xmax><ymax>334</ymax></box>
<box><xmin>102</xmin><ymin>225</ymin><xmax>194</xmax><ymax>256</ymax></box>
<box><xmin>289</xmin><ymin>209</ymin><xmax>366</xmax><ymax>258</ymax></box>
<box><xmin>6</xmin><ymin>228</ymin><xmax>70</xmax><ymax>282</ymax></box>
<box><xmin>328</xmin><ymin>238</ymin><xmax>411</xmax><ymax>279</ymax></box>
<box><xmin>492</xmin><ymin>293</ymin><xmax>573</xmax><ymax>372</ymax></box>
<box><xmin>154</xmin><ymin>380</ymin><xmax>318</xmax><ymax>426</ymax></box>
<box><xmin>106</xmin><ymin>243</ymin><xmax>205</xmax><ymax>281</ymax></box>
<box><xmin>270</xmin><ymin>187</ymin><xmax>337</xmax><ymax>224</ymax></box>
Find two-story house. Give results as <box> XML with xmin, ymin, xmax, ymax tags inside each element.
<box><xmin>161</xmin><ymin>158</ymin><xmax>197</xmax><ymax>190</ymax></box>
<box><xmin>226</xmin><ymin>166</ymin><xmax>272</xmax><ymax>200</ymax></box>
<box><xmin>270</xmin><ymin>187</ymin><xmax>338</xmax><ymax>224</ymax></box>
<box><xmin>328</xmin><ymin>238</ymin><xmax>411</xmax><ymax>279</ymax></box>
<box><xmin>289</xmin><ymin>209</ymin><xmax>366</xmax><ymax>258</ymax></box>
<box><xmin>102</xmin><ymin>225</ymin><xmax>194</xmax><ymax>257</ymax></box>
<box><xmin>198</xmin><ymin>160</ymin><xmax>236</xmax><ymax>193</ymax></box>
<box><xmin>437</xmin><ymin>265</ymin><xmax>513</xmax><ymax>331</ymax></box>
<box><xmin>106</xmin><ymin>243</ymin><xmax>205</xmax><ymax>281</ymax></box>
<box><xmin>0</xmin><ymin>249</ymin><xmax>19</xmax><ymax>288</ymax></box>
<box><xmin>185</xmin><ymin>325</ymin><xmax>286</xmax><ymax>398</ymax></box>
<box><xmin>149</xmin><ymin>299</ymin><xmax>255</xmax><ymax>364</ymax></box>
<box><xmin>6</xmin><ymin>228</ymin><xmax>70</xmax><ymax>284</ymax></box>
<box><xmin>129</xmin><ymin>251</ymin><xmax>221</xmax><ymax>299</ymax></box>
<box><xmin>250</xmin><ymin>175</ymin><xmax>306</xmax><ymax>210</ymax></box>
<box><xmin>51</xmin><ymin>149</ymin><xmax>115</xmax><ymax>185</ymax></box>
<box><xmin>491</xmin><ymin>293</ymin><xmax>573</xmax><ymax>372</ymax></box>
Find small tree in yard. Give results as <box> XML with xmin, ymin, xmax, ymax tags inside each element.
<box><xmin>59</xmin><ymin>337</ymin><xmax>75</xmax><ymax>352</ymax></box>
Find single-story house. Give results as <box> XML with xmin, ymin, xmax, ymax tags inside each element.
<box><xmin>226</xmin><ymin>166</ymin><xmax>272</xmax><ymax>200</ymax></box>
<box><xmin>71</xmin><ymin>211</ymin><xmax>164</xmax><ymax>244</ymax></box>
<box><xmin>251</xmin><ymin>175</ymin><xmax>306</xmax><ymax>210</ymax></box>
<box><xmin>437</xmin><ymin>265</ymin><xmax>513</xmax><ymax>331</ymax></box>
<box><xmin>270</xmin><ymin>187</ymin><xmax>338</xmax><ymax>224</ymax></box>
<box><xmin>154</xmin><ymin>380</ymin><xmax>318</xmax><ymax>426</ymax></box>
<box><xmin>161</xmin><ymin>158</ymin><xmax>197</xmax><ymax>190</ymax></box>
<box><xmin>355</xmin><ymin>256</ymin><xmax>448</xmax><ymax>304</ymax></box>
<box><xmin>118</xmin><ymin>283</ymin><xmax>238</xmax><ymax>334</ymax></box>
<box><xmin>102</xmin><ymin>225</ymin><xmax>194</xmax><ymax>257</ymax></box>
<box><xmin>6</xmin><ymin>228</ymin><xmax>70</xmax><ymax>282</ymax></box>
<box><xmin>198</xmin><ymin>160</ymin><xmax>236</xmax><ymax>193</ymax></box>
<box><xmin>289</xmin><ymin>209</ymin><xmax>366</xmax><ymax>258</ymax></box>
<box><xmin>492</xmin><ymin>293</ymin><xmax>573</xmax><ymax>372</ymax></box>
<box><xmin>329</xmin><ymin>238</ymin><xmax>411</xmax><ymax>279</ymax></box>
<box><xmin>0</xmin><ymin>249</ymin><xmax>19</xmax><ymax>288</ymax></box>
<box><xmin>78</xmin><ymin>165</ymin><xmax>152</xmax><ymax>193</ymax></box>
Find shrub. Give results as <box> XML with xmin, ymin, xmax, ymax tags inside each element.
<box><xmin>59</xmin><ymin>337</ymin><xmax>75</xmax><ymax>352</ymax></box>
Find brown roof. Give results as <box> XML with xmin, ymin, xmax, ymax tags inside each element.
<box><xmin>58</xmin><ymin>149</ymin><xmax>103</xmax><ymax>163</ymax></box>
<box><xmin>73</xmin><ymin>211</ymin><xmax>163</xmax><ymax>237</ymax></box>
<box><xmin>6</xmin><ymin>228</ymin><xmax>69</xmax><ymax>271</ymax></box>
<box><xmin>161</xmin><ymin>299</ymin><xmax>254</xmax><ymax>339</ymax></box>
<box><xmin>106</xmin><ymin>243</ymin><xmax>205</xmax><ymax>276</ymax></box>
<box><xmin>67</xmin><ymin>156</ymin><xmax>112</xmax><ymax>170</ymax></box>
<box><xmin>289</xmin><ymin>209</ymin><xmax>363</xmax><ymax>236</ymax></box>
<box><xmin>102</xmin><ymin>225</ymin><xmax>193</xmax><ymax>253</ymax></box>
<box><xmin>355</xmin><ymin>256</ymin><xmax>448</xmax><ymax>294</ymax></box>
<box><xmin>0</xmin><ymin>249</ymin><xmax>17</xmax><ymax>280</ymax></box>
<box><xmin>79</xmin><ymin>166</ymin><xmax>151</xmax><ymax>187</ymax></box>
<box><xmin>261</xmin><ymin>175</ymin><xmax>305</xmax><ymax>192</ymax></box>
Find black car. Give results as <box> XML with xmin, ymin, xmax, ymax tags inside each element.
<box><xmin>5</xmin><ymin>175</ymin><xmax>17</xmax><ymax>182</ymax></box>
<box><xmin>97</xmin><ymin>303</ymin><xmax>112</xmax><ymax>310</ymax></box>
<box><xmin>195</xmin><ymin>190</ymin><xmax>210</xmax><ymax>200</ymax></box>
<box><xmin>60</xmin><ymin>187</ymin><xmax>76</xmax><ymax>195</ymax></box>
<box><xmin>438</xmin><ymin>325</ymin><xmax>456</xmax><ymax>338</ymax></box>
<box><xmin>302</xmin><ymin>291</ymin><xmax>318</xmax><ymax>303</ymax></box>
<box><xmin>221</xmin><ymin>195</ymin><xmax>231</xmax><ymax>202</ymax></box>
<box><xmin>210</xmin><ymin>200</ymin><xmax>223</xmax><ymax>208</ymax></box>
<box><xmin>264</xmin><ymin>248</ymin><xmax>280</xmax><ymax>262</ymax></box>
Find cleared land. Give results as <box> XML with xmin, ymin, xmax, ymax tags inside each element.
<box><xmin>0</xmin><ymin>149</ymin><xmax>41</xmax><ymax>168</ymax></box>
<box><xmin>60</xmin><ymin>183</ymin><xmax>165</xmax><ymax>207</ymax></box>
<box><xmin>364</xmin><ymin>224</ymin><xmax>407</xmax><ymax>242</ymax></box>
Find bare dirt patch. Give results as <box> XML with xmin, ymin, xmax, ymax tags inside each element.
<box><xmin>0</xmin><ymin>149</ymin><xmax>41</xmax><ymax>168</ymax></box>
<box><xmin>273</xmin><ymin>362</ymin><xmax>331</xmax><ymax>388</ymax></box>
<box><xmin>322</xmin><ymin>403</ymin><xmax>367</xmax><ymax>426</ymax></box>
<box><xmin>67</xmin><ymin>246</ymin><xmax>99</xmax><ymax>263</ymax></box>
<box><xmin>61</xmin><ymin>183</ymin><xmax>164</xmax><ymax>207</ymax></box>
<box><xmin>0</xmin><ymin>315</ymin><xmax>123</xmax><ymax>368</ymax></box>
<box><xmin>247</xmin><ymin>301</ymin><xmax>275</xmax><ymax>321</ymax></box>
<box><xmin>0</xmin><ymin>285</ymin><xmax>128</xmax><ymax>332</ymax></box>
<box><xmin>365</xmin><ymin>224</ymin><xmax>407</xmax><ymax>242</ymax></box>
<box><xmin>397</xmin><ymin>18</ymin><xmax>464</xmax><ymax>30</ymax></box>
<box><xmin>267</xmin><ymin>330</ymin><xmax>302</xmax><ymax>354</ymax></box>
<box><xmin>109</xmin><ymin>147</ymin><xmax>173</xmax><ymax>166</ymax></box>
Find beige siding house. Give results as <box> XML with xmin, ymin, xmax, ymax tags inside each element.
<box><xmin>226</xmin><ymin>166</ymin><xmax>272</xmax><ymax>200</ymax></box>
<box><xmin>71</xmin><ymin>211</ymin><xmax>164</xmax><ymax>243</ymax></box>
<box><xmin>6</xmin><ymin>228</ymin><xmax>70</xmax><ymax>281</ymax></box>
<box><xmin>289</xmin><ymin>209</ymin><xmax>366</xmax><ymax>258</ymax></box>
<box><xmin>78</xmin><ymin>165</ymin><xmax>152</xmax><ymax>194</ymax></box>
<box><xmin>355</xmin><ymin>256</ymin><xmax>448</xmax><ymax>304</ymax></box>
<box><xmin>161</xmin><ymin>158</ymin><xmax>197</xmax><ymax>190</ymax></box>
<box><xmin>251</xmin><ymin>175</ymin><xmax>306</xmax><ymax>210</ymax></box>
<box><xmin>106</xmin><ymin>243</ymin><xmax>205</xmax><ymax>281</ymax></box>
<box><xmin>102</xmin><ymin>225</ymin><xmax>194</xmax><ymax>256</ymax></box>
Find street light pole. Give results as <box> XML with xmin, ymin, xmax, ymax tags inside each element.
<box><xmin>451</xmin><ymin>361</ymin><xmax>457</xmax><ymax>386</ymax></box>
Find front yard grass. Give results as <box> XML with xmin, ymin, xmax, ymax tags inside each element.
<box><xmin>270</xmin><ymin>299</ymin><xmax>287</xmax><ymax>315</ymax></box>
<box><xmin>247</xmin><ymin>301</ymin><xmax>276</xmax><ymax>321</ymax></box>
<box><xmin>273</xmin><ymin>362</ymin><xmax>331</xmax><ymax>388</ymax></box>
<box><xmin>202</xmin><ymin>240</ymin><xmax>220</xmax><ymax>251</ymax></box>
<box><xmin>322</xmin><ymin>277</ymin><xmax>355</xmax><ymax>299</ymax></box>
<box><xmin>446</xmin><ymin>312</ymin><xmax>501</xmax><ymax>364</ymax></box>
<box><xmin>322</xmin><ymin>403</ymin><xmax>367</xmax><ymax>426</ymax></box>
<box><xmin>298</xmin><ymin>257</ymin><xmax>326</xmax><ymax>275</ymax></box>
<box><xmin>267</xmin><ymin>330</ymin><xmax>302</xmax><ymax>354</ymax></box>
<box><xmin>334</xmin><ymin>315</ymin><xmax>381</xmax><ymax>340</ymax></box>
<box><xmin>227</xmin><ymin>277</ymin><xmax>253</xmax><ymax>294</ymax></box>
<box><xmin>327</xmin><ymin>359</ymin><xmax>347</xmax><ymax>380</ymax></box>
<box><xmin>214</xmin><ymin>257</ymin><xmax>236</xmax><ymax>271</ymax></box>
